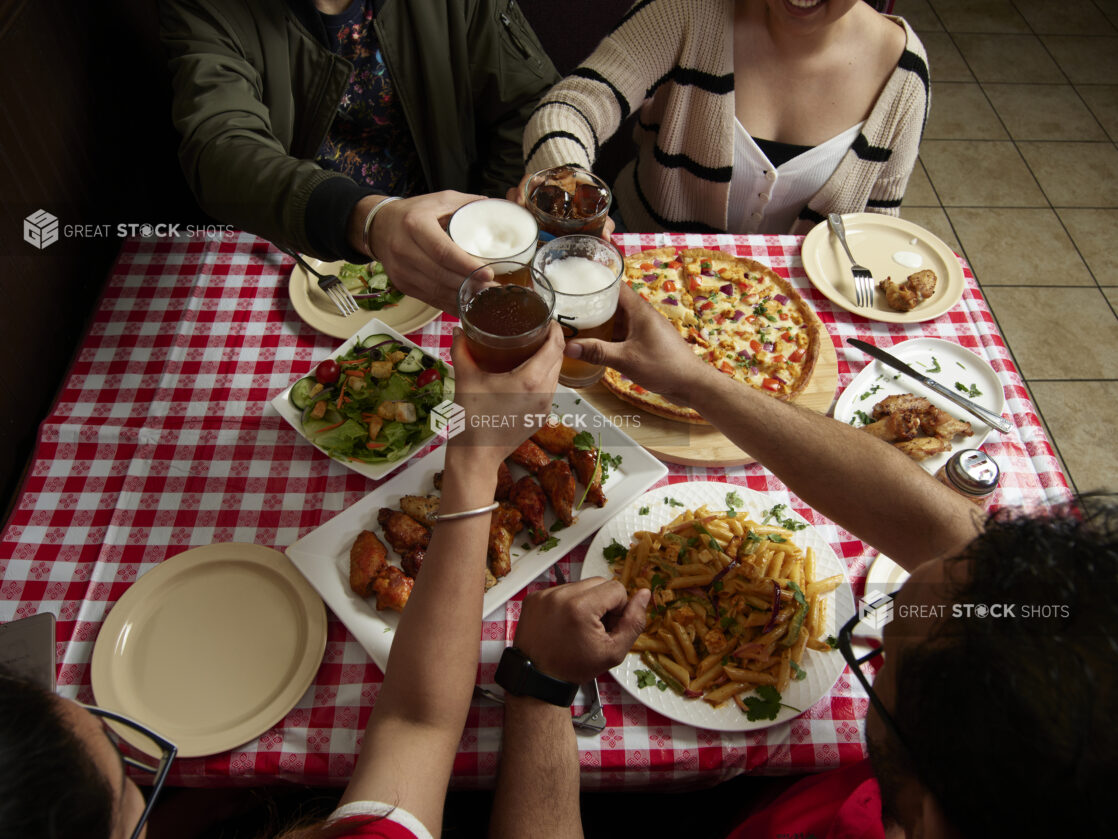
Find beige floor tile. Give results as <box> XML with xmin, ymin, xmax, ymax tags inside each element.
<box><xmin>920</xmin><ymin>140</ymin><xmax>1045</xmax><ymax>206</ymax></box>
<box><xmin>920</xmin><ymin>31</ymin><xmax>974</xmax><ymax>82</ymax></box>
<box><xmin>927</xmin><ymin>0</ymin><xmax>1028</xmax><ymax>33</ymax></box>
<box><xmin>1029</xmin><ymin>381</ymin><xmax>1118</xmax><ymax>492</ymax></box>
<box><xmin>1011</xmin><ymin>0</ymin><xmax>1118</xmax><ymax>36</ymax></box>
<box><xmin>953</xmin><ymin>34</ymin><xmax>1066</xmax><ymax>83</ymax></box>
<box><xmin>1041</xmin><ymin>36</ymin><xmax>1118</xmax><ymax>84</ymax></box>
<box><xmin>1076</xmin><ymin>85</ymin><xmax>1118</xmax><ymax>141</ymax></box>
<box><xmin>1057</xmin><ymin>209</ymin><xmax>1118</xmax><ymax>284</ymax></box>
<box><xmin>983</xmin><ymin>286</ymin><xmax>1118</xmax><ymax>378</ymax></box>
<box><xmin>899</xmin><ymin>206</ymin><xmax>962</xmax><ymax>253</ymax></box>
<box><xmin>903</xmin><ymin>159</ymin><xmax>940</xmax><ymax>206</ymax></box>
<box><xmin>983</xmin><ymin>84</ymin><xmax>1106</xmax><ymax>141</ymax></box>
<box><xmin>1106</xmin><ymin>288</ymin><xmax>1118</xmax><ymax>307</ymax></box>
<box><xmin>1017</xmin><ymin>141</ymin><xmax>1118</xmax><ymax>207</ymax></box>
<box><xmin>893</xmin><ymin>0</ymin><xmax>942</xmax><ymax>31</ymax></box>
<box><xmin>1098</xmin><ymin>0</ymin><xmax>1118</xmax><ymax>29</ymax></box>
<box><xmin>925</xmin><ymin>82</ymin><xmax>1007</xmax><ymax>139</ymax></box>
<box><xmin>946</xmin><ymin>208</ymin><xmax>1094</xmax><ymax>285</ymax></box>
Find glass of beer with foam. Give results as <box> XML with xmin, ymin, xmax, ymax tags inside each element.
<box><xmin>448</xmin><ymin>199</ymin><xmax>539</xmax><ymax>287</ymax></box>
<box><xmin>532</xmin><ymin>235</ymin><xmax>623</xmax><ymax>387</ymax></box>
<box><xmin>458</xmin><ymin>262</ymin><xmax>556</xmax><ymax>373</ymax></box>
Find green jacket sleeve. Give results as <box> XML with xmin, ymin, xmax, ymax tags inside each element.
<box><xmin>159</xmin><ymin>0</ymin><xmax>372</xmax><ymax>260</ymax></box>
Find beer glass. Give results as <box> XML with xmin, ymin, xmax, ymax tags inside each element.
<box><xmin>458</xmin><ymin>262</ymin><xmax>555</xmax><ymax>373</ymax></box>
<box><xmin>532</xmin><ymin>235</ymin><xmax>623</xmax><ymax>387</ymax></box>
<box><xmin>448</xmin><ymin>198</ymin><xmax>538</xmax><ymax>286</ymax></box>
<box><xmin>522</xmin><ymin>166</ymin><xmax>611</xmax><ymax>241</ymax></box>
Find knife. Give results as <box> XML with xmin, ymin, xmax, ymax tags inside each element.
<box><xmin>846</xmin><ymin>339</ymin><xmax>1012</xmax><ymax>434</ymax></box>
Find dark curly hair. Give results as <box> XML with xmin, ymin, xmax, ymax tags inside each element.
<box><xmin>889</xmin><ymin>495</ymin><xmax>1117</xmax><ymax>836</ymax></box>
<box><xmin>0</xmin><ymin>666</ymin><xmax>115</xmax><ymax>838</ymax></box>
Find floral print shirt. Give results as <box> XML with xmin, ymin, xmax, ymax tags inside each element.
<box><xmin>315</xmin><ymin>0</ymin><xmax>426</xmax><ymax>196</ymax></box>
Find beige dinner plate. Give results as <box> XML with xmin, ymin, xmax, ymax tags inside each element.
<box><xmin>800</xmin><ymin>214</ymin><xmax>965</xmax><ymax>323</ymax></box>
<box><xmin>91</xmin><ymin>543</ymin><xmax>327</xmax><ymax>758</ymax></box>
<box><xmin>288</xmin><ymin>256</ymin><xmax>441</xmax><ymax>339</ymax></box>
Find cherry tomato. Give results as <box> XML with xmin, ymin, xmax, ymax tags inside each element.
<box><xmin>315</xmin><ymin>359</ymin><xmax>341</xmax><ymax>385</ymax></box>
<box><xmin>416</xmin><ymin>367</ymin><xmax>441</xmax><ymax>388</ymax></box>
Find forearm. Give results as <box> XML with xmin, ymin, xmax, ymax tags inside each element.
<box><xmin>688</xmin><ymin>367</ymin><xmax>981</xmax><ymax>569</ymax></box>
<box><xmin>490</xmin><ymin>696</ymin><xmax>583</xmax><ymax>839</ymax></box>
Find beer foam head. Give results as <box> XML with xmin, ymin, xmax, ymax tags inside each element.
<box><xmin>542</xmin><ymin>255</ymin><xmax>620</xmax><ymax>329</ymax></box>
<box><xmin>449</xmin><ymin>199</ymin><xmax>537</xmax><ymax>259</ymax></box>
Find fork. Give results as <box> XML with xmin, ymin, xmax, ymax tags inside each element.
<box><xmin>551</xmin><ymin>563</ymin><xmax>607</xmax><ymax>733</ymax></box>
<box><xmin>277</xmin><ymin>245</ymin><xmax>360</xmax><ymax>316</ymax></box>
<box><xmin>828</xmin><ymin>213</ymin><xmax>875</xmax><ymax>308</ymax></box>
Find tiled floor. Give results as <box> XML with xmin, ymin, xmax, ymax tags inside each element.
<box><xmin>895</xmin><ymin>0</ymin><xmax>1118</xmax><ymax>495</ymax></box>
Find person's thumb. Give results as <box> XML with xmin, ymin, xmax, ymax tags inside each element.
<box><xmin>565</xmin><ymin>338</ymin><xmax>614</xmax><ymax>367</ymax></box>
<box><xmin>608</xmin><ymin>588</ymin><xmax>651</xmax><ymax>652</ymax></box>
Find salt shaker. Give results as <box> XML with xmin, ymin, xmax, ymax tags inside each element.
<box><xmin>935</xmin><ymin>449</ymin><xmax>999</xmax><ymax>504</ymax></box>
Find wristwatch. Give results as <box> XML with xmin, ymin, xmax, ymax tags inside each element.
<box><xmin>494</xmin><ymin>646</ymin><xmax>579</xmax><ymax>707</ymax></box>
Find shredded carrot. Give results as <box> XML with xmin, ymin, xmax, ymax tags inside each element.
<box><xmin>366</xmin><ymin>441</ymin><xmax>386</xmax><ymax>449</ymax></box>
<box><xmin>346</xmin><ymin>370</ymin><xmax>365</xmax><ymax>378</ymax></box>
<box><xmin>336</xmin><ymin>379</ymin><xmax>347</xmax><ymax>409</ymax></box>
<box><xmin>315</xmin><ymin>420</ymin><xmax>346</xmax><ymax>434</ymax></box>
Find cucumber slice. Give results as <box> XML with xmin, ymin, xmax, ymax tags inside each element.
<box><xmin>361</xmin><ymin>333</ymin><xmax>396</xmax><ymax>349</ymax></box>
<box><xmin>289</xmin><ymin>377</ymin><xmax>318</xmax><ymax>410</ymax></box>
<box><xmin>396</xmin><ymin>348</ymin><xmax>426</xmax><ymax>373</ymax></box>
<box><xmin>367</xmin><ymin>272</ymin><xmax>389</xmax><ymax>291</ymax></box>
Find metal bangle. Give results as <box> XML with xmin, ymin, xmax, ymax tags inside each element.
<box><xmin>429</xmin><ymin>501</ymin><xmax>499</xmax><ymax>523</ymax></box>
<box><xmin>361</xmin><ymin>195</ymin><xmax>403</xmax><ymax>260</ymax></box>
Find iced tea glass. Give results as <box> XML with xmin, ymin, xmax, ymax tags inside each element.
<box><xmin>522</xmin><ymin>166</ymin><xmax>611</xmax><ymax>241</ymax></box>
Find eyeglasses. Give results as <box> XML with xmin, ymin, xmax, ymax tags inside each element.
<box><xmin>835</xmin><ymin>590</ymin><xmax>915</xmax><ymax>755</ymax></box>
<box><xmin>80</xmin><ymin>704</ymin><xmax>177</xmax><ymax>839</ymax></box>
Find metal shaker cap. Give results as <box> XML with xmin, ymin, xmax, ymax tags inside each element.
<box><xmin>945</xmin><ymin>449</ymin><xmax>999</xmax><ymax>496</ymax></box>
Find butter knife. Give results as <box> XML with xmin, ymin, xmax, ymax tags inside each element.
<box><xmin>846</xmin><ymin>339</ymin><xmax>1011</xmax><ymax>434</ymax></box>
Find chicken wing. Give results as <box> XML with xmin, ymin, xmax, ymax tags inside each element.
<box><xmin>879</xmin><ymin>270</ymin><xmax>936</xmax><ymax>312</ymax></box>
<box><xmin>872</xmin><ymin>393</ymin><xmax>934</xmax><ymax>420</ymax></box>
<box><xmin>508</xmin><ymin>439</ymin><xmax>550</xmax><ymax>474</ymax></box>
<box><xmin>531</xmin><ymin>422</ymin><xmax>578</xmax><ymax>455</ymax></box>
<box><xmin>399</xmin><ymin>494</ymin><xmax>440</xmax><ymax>527</ymax></box>
<box><xmin>569</xmin><ymin>447</ymin><xmax>606</xmax><ymax>507</ymax></box>
<box><xmin>372</xmin><ymin>565</ymin><xmax>414</xmax><ymax>612</ymax></box>
<box><xmin>509</xmin><ymin>476</ymin><xmax>549</xmax><ymax>544</ymax></box>
<box><xmin>538</xmin><ymin>458</ymin><xmax>577</xmax><ymax>526</ymax></box>
<box><xmin>862</xmin><ymin>410</ymin><xmax>922</xmax><ymax>443</ymax></box>
<box><xmin>927</xmin><ymin>408</ymin><xmax>972</xmax><ymax>442</ymax></box>
<box><xmin>496</xmin><ymin>461</ymin><xmax>514</xmax><ymax>501</ymax></box>
<box><xmin>488</xmin><ymin>503</ymin><xmax>523</xmax><ymax>578</ymax></box>
<box><xmin>893</xmin><ymin>437</ymin><xmax>950</xmax><ymax>461</ymax></box>
<box><xmin>401</xmin><ymin>547</ymin><xmax>425</xmax><ymax>579</ymax></box>
<box><xmin>377</xmin><ymin>508</ymin><xmax>431</xmax><ymax>553</ymax></box>
<box><xmin>349</xmin><ymin>530</ymin><xmax>388</xmax><ymax>598</ymax></box>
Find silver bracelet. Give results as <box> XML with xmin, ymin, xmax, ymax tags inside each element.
<box><xmin>362</xmin><ymin>196</ymin><xmax>403</xmax><ymax>260</ymax></box>
<box><xmin>430</xmin><ymin>501</ymin><xmax>499</xmax><ymax>523</ymax></box>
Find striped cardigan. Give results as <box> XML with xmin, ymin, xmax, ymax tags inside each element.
<box><xmin>522</xmin><ymin>0</ymin><xmax>930</xmax><ymax>234</ymax></box>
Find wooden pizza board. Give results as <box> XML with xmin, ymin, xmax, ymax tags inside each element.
<box><xmin>578</xmin><ymin>328</ymin><xmax>839</xmax><ymax>467</ymax></box>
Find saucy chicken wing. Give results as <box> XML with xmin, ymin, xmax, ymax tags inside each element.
<box><xmin>372</xmin><ymin>565</ymin><xmax>413</xmax><ymax>612</ymax></box>
<box><xmin>398</xmin><ymin>494</ymin><xmax>440</xmax><ymax>527</ymax></box>
<box><xmin>538</xmin><ymin>458</ymin><xmax>576</xmax><ymax>526</ymax></box>
<box><xmin>508</xmin><ymin>440</ymin><xmax>550</xmax><ymax>474</ymax></box>
<box><xmin>488</xmin><ymin>503</ymin><xmax>523</xmax><ymax>578</ymax></box>
<box><xmin>569</xmin><ymin>447</ymin><xmax>606</xmax><ymax>507</ymax></box>
<box><xmin>531</xmin><ymin>422</ymin><xmax>578</xmax><ymax>455</ymax></box>
<box><xmin>509</xmin><ymin>475</ymin><xmax>548</xmax><ymax>544</ymax></box>
<box><xmin>496</xmin><ymin>461</ymin><xmax>514</xmax><ymax>501</ymax></box>
<box><xmin>401</xmin><ymin>547</ymin><xmax>425</xmax><ymax>579</ymax></box>
<box><xmin>377</xmin><ymin>508</ymin><xmax>431</xmax><ymax>553</ymax></box>
<box><xmin>349</xmin><ymin>530</ymin><xmax>388</xmax><ymax>598</ymax></box>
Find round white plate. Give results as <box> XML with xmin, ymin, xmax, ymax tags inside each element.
<box><xmin>865</xmin><ymin>554</ymin><xmax>910</xmax><ymax>596</ymax></box>
<box><xmin>289</xmin><ymin>256</ymin><xmax>441</xmax><ymax>340</ymax></box>
<box><xmin>801</xmin><ymin>214</ymin><xmax>965</xmax><ymax>323</ymax></box>
<box><xmin>580</xmin><ymin>482</ymin><xmax>853</xmax><ymax>732</ymax></box>
<box><xmin>91</xmin><ymin>544</ymin><xmax>327</xmax><ymax>758</ymax></box>
<box><xmin>834</xmin><ymin>337</ymin><xmax>1007</xmax><ymax>476</ymax></box>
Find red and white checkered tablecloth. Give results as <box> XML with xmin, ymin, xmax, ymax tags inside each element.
<box><xmin>0</xmin><ymin>231</ymin><xmax>1071</xmax><ymax>789</ymax></box>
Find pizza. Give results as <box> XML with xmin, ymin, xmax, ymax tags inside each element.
<box><xmin>601</xmin><ymin>248</ymin><xmax>821</xmax><ymax>424</ymax></box>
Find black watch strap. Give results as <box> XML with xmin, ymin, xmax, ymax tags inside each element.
<box><xmin>494</xmin><ymin>646</ymin><xmax>579</xmax><ymax>707</ymax></box>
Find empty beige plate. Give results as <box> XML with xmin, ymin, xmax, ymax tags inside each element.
<box><xmin>800</xmin><ymin>214</ymin><xmax>965</xmax><ymax>323</ymax></box>
<box><xmin>91</xmin><ymin>543</ymin><xmax>327</xmax><ymax>758</ymax></box>
<box><xmin>288</xmin><ymin>256</ymin><xmax>441</xmax><ymax>339</ymax></box>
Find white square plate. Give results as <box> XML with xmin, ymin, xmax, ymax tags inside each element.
<box><xmin>270</xmin><ymin>318</ymin><xmax>450</xmax><ymax>482</ymax></box>
<box><xmin>284</xmin><ymin>387</ymin><xmax>668</xmax><ymax>671</ymax></box>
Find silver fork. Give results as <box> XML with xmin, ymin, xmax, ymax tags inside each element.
<box><xmin>550</xmin><ymin>563</ymin><xmax>607</xmax><ymax>733</ymax></box>
<box><xmin>277</xmin><ymin>246</ymin><xmax>360</xmax><ymax>316</ymax></box>
<box><xmin>828</xmin><ymin>213</ymin><xmax>875</xmax><ymax>308</ymax></box>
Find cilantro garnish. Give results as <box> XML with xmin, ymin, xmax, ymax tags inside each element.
<box><xmin>572</xmin><ymin>431</ymin><xmax>595</xmax><ymax>451</ymax></box>
<box><xmin>638</xmin><ymin>506</ymin><xmax>650</xmax><ymax>515</ymax></box>
<box><xmin>850</xmin><ymin>410</ymin><xmax>873</xmax><ymax>427</ymax></box>
<box><xmin>858</xmin><ymin>384</ymin><xmax>882</xmax><ymax>401</ymax></box>
<box><xmin>825</xmin><ymin>635</ymin><xmax>839</xmax><ymax>650</ymax></box>
<box><xmin>549</xmin><ymin>520</ymin><xmax>567</xmax><ymax>532</ymax></box>
<box><xmin>742</xmin><ymin>685</ymin><xmax>800</xmax><ymax>721</ymax></box>
<box><xmin>761</xmin><ymin>503</ymin><xmax>808</xmax><ymax>531</ymax></box>
<box><xmin>725</xmin><ymin>490</ymin><xmax>744</xmax><ymax>514</ymax></box>
<box><xmin>955</xmin><ymin>381</ymin><xmax>982</xmax><ymax>398</ymax></box>
<box><xmin>602</xmin><ymin>539</ymin><xmax>628</xmax><ymax>563</ymax></box>
<box><xmin>650</xmin><ymin>573</ymin><xmax>665</xmax><ymax>589</ymax></box>
<box><xmin>790</xmin><ymin>661</ymin><xmax>808</xmax><ymax>681</ymax></box>
<box><xmin>539</xmin><ymin>536</ymin><xmax>560</xmax><ymax>552</ymax></box>
<box><xmin>664</xmin><ymin>497</ymin><xmax>685</xmax><ymax>507</ymax></box>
